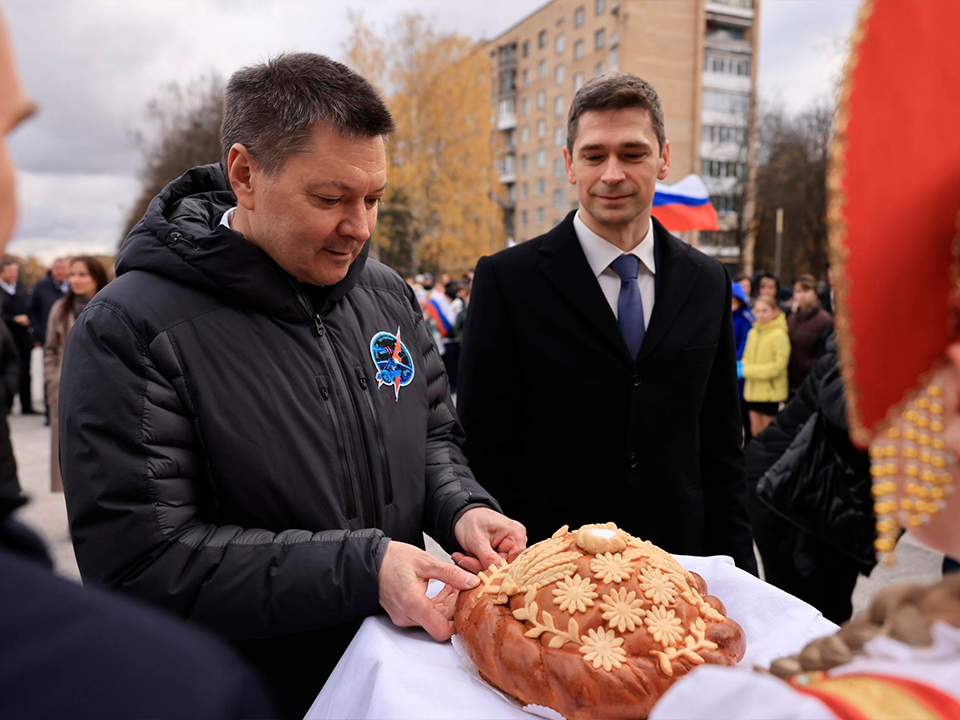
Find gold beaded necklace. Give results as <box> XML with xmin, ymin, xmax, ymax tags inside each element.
<box><xmin>870</xmin><ymin>381</ymin><xmax>956</xmax><ymax>565</ymax></box>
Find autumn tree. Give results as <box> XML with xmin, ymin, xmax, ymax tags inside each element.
<box><xmin>751</xmin><ymin>101</ymin><xmax>834</xmax><ymax>279</ymax></box>
<box><xmin>345</xmin><ymin>13</ymin><xmax>501</xmax><ymax>277</ymax></box>
<box><xmin>121</xmin><ymin>74</ymin><xmax>224</xmax><ymax>244</ymax></box>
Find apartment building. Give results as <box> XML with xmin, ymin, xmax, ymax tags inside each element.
<box><xmin>489</xmin><ymin>0</ymin><xmax>758</xmax><ymax>267</ymax></box>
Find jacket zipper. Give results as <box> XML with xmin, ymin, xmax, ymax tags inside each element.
<box><xmin>288</xmin><ymin>281</ymin><xmax>376</xmax><ymax>526</ymax></box>
<box><xmin>317</xmin><ymin>379</ymin><xmax>357</xmax><ymax>519</ymax></box>
<box><xmin>354</xmin><ymin>365</ymin><xmax>393</xmax><ymax>506</ymax></box>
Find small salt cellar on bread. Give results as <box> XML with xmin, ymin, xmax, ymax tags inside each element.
<box><xmin>454</xmin><ymin>523</ymin><xmax>746</xmax><ymax>720</ymax></box>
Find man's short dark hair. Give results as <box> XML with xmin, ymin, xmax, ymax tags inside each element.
<box><xmin>566</xmin><ymin>72</ymin><xmax>666</xmax><ymax>156</ymax></box>
<box><xmin>0</xmin><ymin>256</ymin><xmax>17</xmax><ymax>270</ymax></box>
<box><xmin>220</xmin><ymin>52</ymin><xmax>396</xmax><ymax>180</ymax></box>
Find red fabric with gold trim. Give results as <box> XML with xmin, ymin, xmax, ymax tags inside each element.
<box><xmin>831</xmin><ymin>0</ymin><xmax>960</xmax><ymax>446</ymax></box>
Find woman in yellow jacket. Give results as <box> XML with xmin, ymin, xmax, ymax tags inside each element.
<box><xmin>738</xmin><ymin>295</ymin><xmax>790</xmax><ymax>437</ymax></box>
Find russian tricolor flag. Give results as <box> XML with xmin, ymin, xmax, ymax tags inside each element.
<box><xmin>652</xmin><ymin>174</ymin><xmax>719</xmax><ymax>232</ymax></box>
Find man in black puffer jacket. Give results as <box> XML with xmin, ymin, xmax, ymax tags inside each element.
<box><xmin>60</xmin><ymin>53</ymin><xmax>524</xmax><ymax>718</ymax></box>
<box><xmin>745</xmin><ymin>334</ymin><xmax>875</xmax><ymax>623</ymax></box>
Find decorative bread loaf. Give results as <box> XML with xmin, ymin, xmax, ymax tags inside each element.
<box><xmin>454</xmin><ymin>523</ymin><xmax>746</xmax><ymax>719</ymax></box>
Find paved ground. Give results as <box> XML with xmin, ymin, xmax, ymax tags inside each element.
<box><xmin>12</xmin><ymin>349</ymin><xmax>945</xmax><ymax>614</ymax></box>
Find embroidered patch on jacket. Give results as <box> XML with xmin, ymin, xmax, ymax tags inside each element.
<box><xmin>370</xmin><ymin>326</ymin><xmax>415</xmax><ymax>402</ymax></box>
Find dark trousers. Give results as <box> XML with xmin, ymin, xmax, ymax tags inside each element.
<box><xmin>11</xmin><ymin>331</ymin><xmax>32</xmax><ymax>413</ymax></box>
<box><xmin>0</xmin><ymin>414</ymin><xmax>21</xmax><ymax>501</ymax></box>
<box><xmin>759</xmin><ymin>544</ymin><xmax>865</xmax><ymax>624</ymax></box>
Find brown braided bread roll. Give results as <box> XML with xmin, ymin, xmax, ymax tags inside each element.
<box><xmin>454</xmin><ymin>523</ymin><xmax>746</xmax><ymax>719</ymax></box>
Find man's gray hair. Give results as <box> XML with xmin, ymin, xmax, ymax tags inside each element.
<box><xmin>566</xmin><ymin>72</ymin><xmax>666</xmax><ymax>156</ymax></box>
<box><xmin>220</xmin><ymin>52</ymin><xmax>395</xmax><ymax>181</ymax></box>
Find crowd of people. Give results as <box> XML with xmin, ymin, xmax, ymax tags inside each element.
<box><xmin>1</xmin><ymin>5</ymin><xmax>958</xmax><ymax>718</ymax></box>
<box><xmin>0</xmin><ymin>255</ymin><xmax>110</xmax><ymax>499</ymax></box>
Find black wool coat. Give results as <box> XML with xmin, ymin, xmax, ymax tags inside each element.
<box><xmin>458</xmin><ymin>212</ymin><xmax>757</xmax><ymax>574</ymax></box>
<box><xmin>60</xmin><ymin>164</ymin><xmax>499</xmax><ymax>717</ymax></box>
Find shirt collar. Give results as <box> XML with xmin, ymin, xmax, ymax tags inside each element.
<box><xmin>220</xmin><ymin>207</ymin><xmax>236</xmax><ymax>230</ymax></box>
<box><xmin>0</xmin><ymin>279</ymin><xmax>16</xmax><ymax>295</ymax></box>
<box><xmin>573</xmin><ymin>210</ymin><xmax>656</xmax><ymax>279</ymax></box>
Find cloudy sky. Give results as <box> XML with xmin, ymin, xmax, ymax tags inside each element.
<box><xmin>4</xmin><ymin>0</ymin><xmax>859</xmax><ymax>264</ymax></box>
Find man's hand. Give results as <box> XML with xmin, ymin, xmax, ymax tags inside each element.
<box><xmin>452</xmin><ymin>507</ymin><xmax>527</xmax><ymax>574</ymax></box>
<box><xmin>13</xmin><ymin>314</ymin><xmax>29</xmax><ymax>327</ymax></box>
<box><xmin>378</xmin><ymin>540</ymin><xmax>480</xmax><ymax>642</ymax></box>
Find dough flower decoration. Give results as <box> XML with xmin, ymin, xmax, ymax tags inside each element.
<box><xmin>589</xmin><ymin>552</ymin><xmax>634</xmax><ymax>584</ymax></box>
<box><xmin>578</xmin><ymin>627</ymin><xmax>627</xmax><ymax>671</ymax></box>
<box><xmin>644</xmin><ymin>605</ymin><xmax>684</xmax><ymax>648</ymax></box>
<box><xmin>638</xmin><ymin>566</ymin><xmax>679</xmax><ymax>606</ymax></box>
<box><xmin>599</xmin><ymin>587</ymin><xmax>645</xmax><ymax>632</ymax></box>
<box><xmin>552</xmin><ymin>573</ymin><xmax>599</xmax><ymax>615</ymax></box>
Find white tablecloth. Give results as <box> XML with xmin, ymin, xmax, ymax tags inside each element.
<box><xmin>306</xmin><ymin>555</ymin><xmax>838</xmax><ymax>720</ymax></box>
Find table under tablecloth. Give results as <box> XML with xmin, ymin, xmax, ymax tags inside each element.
<box><xmin>306</xmin><ymin>554</ymin><xmax>839</xmax><ymax>720</ymax></box>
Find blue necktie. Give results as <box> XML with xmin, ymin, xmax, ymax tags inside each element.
<box><xmin>610</xmin><ymin>254</ymin><xmax>645</xmax><ymax>359</ymax></box>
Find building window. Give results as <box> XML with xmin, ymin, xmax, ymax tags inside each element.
<box><xmin>554</xmin><ymin>157</ymin><xmax>564</xmax><ymax>176</ymax></box>
<box><xmin>522</xmin><ymin>69</ymin><xmax>529</xmax><ymax>86</ymax></box>
<box><xmin>554</xmin><ymin>96</ymin><xmax>564</xmax><ymax>116</ymax></box>
<box><xmin>555</xmin><ymin>64</ymin><xmax>565</xmax><ymax>85</ymax></box>
<box><xmin>522</xmin><ymin>40</ymin><xmax>530</xmax><ymax>58</ymax></box>
<box><xmin>537</xmin><ymin>89</ymin><xmax>546</xmax><ymax>109</ymax></box>
<box><xmin>507</xmin><ymin>184</ymin><xmax>516</xmax><ymax>203</ymax></box>
<box><xmin>572</xmin><ymin>6</ymin><xmax>584</xmax><ymax>27</ymax></box>
<box><xmin>553</xmin><ymin>188</ymin><xmax>563</xmax><ymax>206</ymax></box>
<box><xmin>521</xmin><ymin>125</ymin><xmax>530</xmax><ymax>143</ymax></box>
<box><xmin>704</xmin><ymin>53</ymin><xmax>752</xmax><ymax>76</ymax></box>
<box><xmin>521</xmin><ymin>154</ymin><xmax>528</xmax><ymax>172</ymax></box>
<box><xmin>710</xmin><ymin>194</ymin><xmax>737</xmax><ymax>213</ymax></box>
<box><xmin>609</xmin><ymin>45</ymin><xmax>619</xmax><ymax>71</ymax></box>
<box><xmin>554</xmin><ymin>126</ymin><xmax>565</xmax><ymax>147</ymax></box>
<box><xmin>537</xmin><ymin>118</ymin><xmax>547</xmax><ymax>137</ymax></box>
<box><xmin>595</xmin><ymin>28</ymin><xmax>605</xmax><ymax>50</ymax></box>
<box><xmin>538</xmin><ymin>59</ymin><xmax>547</xmax><ymax>78</ymax></box>
<box><xmin>537</xmin><ymin>149</ymin><xmax>546</xmax><ymax>167</ymax></box>
<box><xmin>521</xmin><ymin>97</ymin><xmax>530</xmax><ymax>115</ymax></box>
<box><xmin>700</xmin><ymin>158</ymin><xmax>746</xmax><ymax>179</ymax></box>
<box><xmin>536</xmin><ymin>207</ymin><xmax>545</xmax><ymax>226</ymax></box>
<box><xmin>702</xmin><ymin>125</ymin><xmax>746</xmax><ymax>145</ymax></box>
<box><xmin>555</xmin><ymin>33</ymin><xmax>565</xmax><ymax>54</ymax></box>
<box><xmin>573</xmin><ymin>72</ymin><xmax>585</xmax><ymax>92</ymax></box>
<box><xmin>703</xmin><ymin>89</ymin><xmax>750</xmax><ymax>114</ymax></box>
<box><xmin>521</xmin><ymin>209</ymin><xmax>528</xmax><ymax>227</ymax></box>
<box><xmin>536</xmin><ymin>178</ymin><xmax>545</xmax><ymax>195</ymax></box>
<box><xmin>706</xmin><ymin>25</ymin><xmax>746</xmax><ymax>43</ymax></box>
<box><xmin>594</xmin><ymin>61</ymin><xmax>604</xmax><ymax>77</ymax></box>
<box><xmin>538</xmin><ymin>30</ymin><xmax>547</xmax><ymax>48</ymax></box>
<box><xmin>596</xmin><ymin>0</ymin><xmax>606</xmax><ymax>14</ymax></box>
<box><xmin>574</xmin><ymin>39</ymin><xmax>584</xmax><ymax>59</ymax></box>
<box><xmin>521</xmin><ymin>182</ymin><xmax>529</xmax><ymax>199</ymax></box>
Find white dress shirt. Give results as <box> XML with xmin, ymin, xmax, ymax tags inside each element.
<box><xmin>0</xmin><ymin>279</ymin><xmax>16</xmax><ymax>296</ymax></box>
<box><xmin>573</xmin><ymin>210</ymin><xmax>656</xmax><ymax>329</ymax></box>
<box><xmin>220</xmin><ymin>207</ymin><xmax>236</xmax><ymax>229</ymax></box>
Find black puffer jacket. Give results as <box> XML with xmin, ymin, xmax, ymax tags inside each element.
<box><xmin>60</xmin><ymin>165</ymin><xmax>499</xmax><ymax>714</ymax></box>
<box><xmin>746</xmin><ymin>335</ymin><xmax>875</xmax><ymax>572</ymax></box>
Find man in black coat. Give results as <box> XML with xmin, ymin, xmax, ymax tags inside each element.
<box><xmin>458</xmin><ymin>72</ymin><xmax>756</xmax><ymax>573</ymax></box>
<box><xmin>27</xmin><ymin>258</ymin><xmax>68</xmax><ymax>424</ymax></box>
<box><xmin>60</xmin><ymin>53</ymin><xmax>524</xmax><ymax>717</ymax></box>
<box><xmin>0</xmin><ymin>257</ymin><xmax>34</xmax><ymax>413</ymax></box>
<box><xmin>27</xmin><ymin>258</ymin><xmax>68</xmax><ymax>347</ymax></box>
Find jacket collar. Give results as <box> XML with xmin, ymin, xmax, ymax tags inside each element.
<box><xmin>538</xmin><ymin>211</ymin><xmax>698</xmax><ymax>365</ymax></box>
<box><xmin>117</xmin><ymin>164</ymin><xmax>369</xmax><ymax>321</ymax></box>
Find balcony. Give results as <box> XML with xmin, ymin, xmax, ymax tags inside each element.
<box><xmin>706</xmin><ymin>0</ymin><xmax>753</xmax><ymax>21</ymax></box>
<box><xmin>497</xmin><ymin>98</ymin><xmax>517</xmax><ymax>130</ymax></box>
<box><xmin>498</xmin><ymin>153</ymin><xmax>517</xmax><ymax>184</ymax></box>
